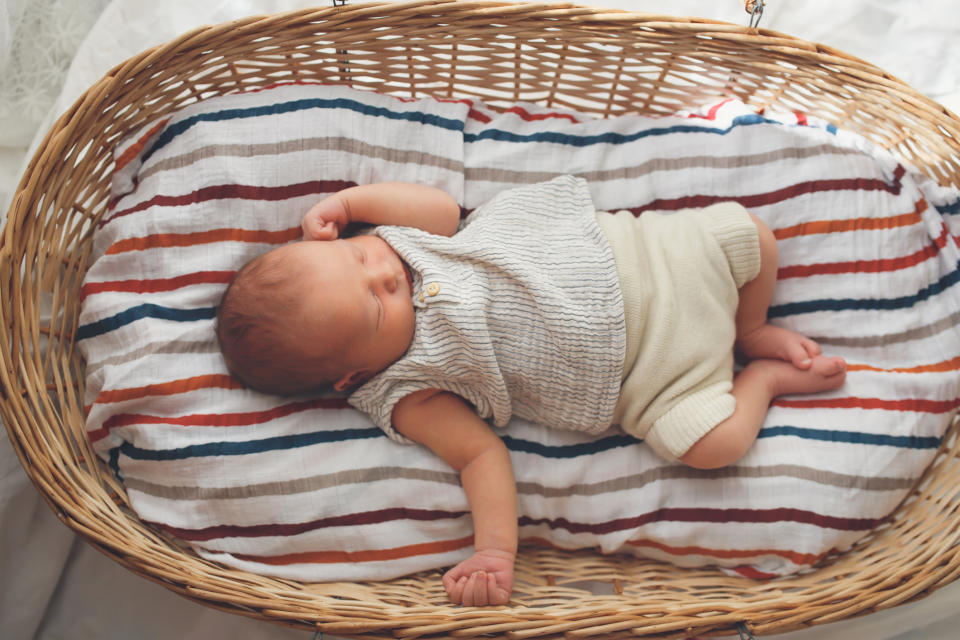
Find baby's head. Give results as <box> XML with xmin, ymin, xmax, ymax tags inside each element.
<box><xmin>217</xmin><ymin>235</ymin><xmax>416</xmax><ymax>395</ymax></box>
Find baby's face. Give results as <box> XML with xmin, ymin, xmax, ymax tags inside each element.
<box><xmin>286</xmin><ymin>235</ymin><xmax>415</xmax><ymax>388</ymax></box>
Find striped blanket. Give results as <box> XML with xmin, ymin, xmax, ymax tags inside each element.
<box><xmin>79</xmin><ymin>83</ymin><xmax>960</xmax><ymax>581</ymax></box>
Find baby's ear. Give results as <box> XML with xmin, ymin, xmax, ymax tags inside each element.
<box><xmin>333</xmin><ymin>370</ymin><xmax>368</xmax><ymax>392</ymax></box>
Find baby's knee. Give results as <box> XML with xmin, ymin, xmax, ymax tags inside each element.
<box><xmin>679</xmin><ymin>420</ymin><xmax>753</xmax><ymax>469</ymax></box>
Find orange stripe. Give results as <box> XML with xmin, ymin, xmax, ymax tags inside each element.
<box><xmin>115</xmin><ymin>119</ymin><xmax>169</xmax><ymax>172</ymax></box>
<box><xmin>79</xmin><ymin>270</ymin><xmax>235</xmax><ymax>302</ymax></box>
<box><xmin>627</xmin><ymin>538</ymin><xmax>826</xmax><ymax>567</ymax></box>
<box><xmin>233</xmin><ymin>534</ymin><xmax>474</xmax><ymax>565</ymax></box>
<box><xmin>777</xmin><ymin>232</ymin><xmax>945</xmax><ymax>279</ymax></box>
<box><xmin>846</xmin><ymin>356</ymin><xmax>960</xmax><ymax>374</ymax></box>
<box><xmin>95</xmin><ymin>374</ymin><xmax>243</xmax><ymax>404</ymax></box>
<box><xmin>773</xmin><ymin>396</ymin><xmax>960</xmax><ymax>413</ymax></box>
<box><xmin>773</xmin><ymin>199</ymin><xmax>926</xmax><ymax>240</ymax></box>
<box><xmin>105</xmin><ymin>226</ymin><xmax>301</xmax><ymax>255</ymax></box>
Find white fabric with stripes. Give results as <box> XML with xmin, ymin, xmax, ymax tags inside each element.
<box><xmin>77</xmin><ymin>83</ymin><xmax>960</xmax><ymax>581</ymax></box>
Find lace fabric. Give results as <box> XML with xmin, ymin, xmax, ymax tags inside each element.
<box><xmin>0</xmin><ymin>0</ymin><xmax>110</xmax><ymax>148</ymax></box>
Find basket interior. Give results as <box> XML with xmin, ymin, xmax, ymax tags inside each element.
<box><xmin>2</xmin><ymin>2</ymin><xmax>959</xmax><ymax>638</ymax></box>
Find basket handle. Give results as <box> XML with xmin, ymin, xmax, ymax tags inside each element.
<box><xmin>737</xmin><ymin>622</ymin><xmax>759</xmax><ymax>639</ymax></box>
<box><xmin>742</xmin><ymin>0</ymin><xmax>765</xmax><ymax>27</ymax></box>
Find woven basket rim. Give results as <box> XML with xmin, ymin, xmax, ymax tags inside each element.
<box><xmin>2</xmin><ymin>2</ymin><xmax>960</xmax><ymax>638</ymax></box>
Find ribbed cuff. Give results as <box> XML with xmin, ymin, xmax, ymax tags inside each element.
<box><xmin>644</xmin><ymin>382</ymin><xmax>735</xmax><ymax>461</ymax></box>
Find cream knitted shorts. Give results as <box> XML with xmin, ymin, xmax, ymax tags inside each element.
<box><xmin>595</xmin><ymin>202</ymin><xmax>761</xmax><ymax>461</ymax></box>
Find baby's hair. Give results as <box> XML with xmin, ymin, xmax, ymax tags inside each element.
<box><xmin>217</xmin><ymin>247</ymin><xmax>343</xmax><ymax>395</ymax></box>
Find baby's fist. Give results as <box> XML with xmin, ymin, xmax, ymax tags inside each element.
<box><xmin>302</xmin><ymin>195</ymin><xmax>351</xmax><ymax>240</ymax></box>
<box><xmin>442</xmin><ymin>549</ymin><xmax>515</xmax><ymax>606</ymax></box>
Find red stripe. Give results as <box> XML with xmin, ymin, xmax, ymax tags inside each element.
<box><xmin>468</xmin><ymin>107</ymin><xmax>491</xmax><ymax>123</ymax></box>
<box><xmin>79</xmin><ymin>270</ymin><xmax>236</xmax><ymax>302</ymax></box>
<box><xmin>501</xmin><ymin>105</ymin><xmax>579</xmax><ymax>123</ymax></box>
<box><xmin>87</xmin><ymin>397</ymin><xmax>350</xmax><ymax>442</ymax></box>
<box><xmin>149</xmin><ymin>507</ymin><xmax>469</xmax><ymax>542</ymax></box>
<box><xmin>773</xmin><ymin>396</ymin><xmax>960</xmax><ymax>413</ymax></box>
<box><xmin>464</xmin><ymin>102</ymin><xmax>580</xmax><ymax>124</ymax></box>
<box><xmin>731</xmin><ymin>565</ymin><xmax>778</xmax><ymax>580</ymax></box>
<box><xmin>685</xmin><ymin>98</ymin><xmax>734</xmax><ymax>121</ymax></box>
<box><xmin>519</xmin><ymin>507</ymin><xmax>880</xmax><ymax>534</ymax></box>
<box><xmin>99</xmin><ymin>180</ymin><xmax>355</xmax><ymax>228</ymax></box>
<box><xmin>231</xmin><ymin>534</ymin><xmax>475</xmax><ymax>565</ymax></box>
<box><xmin>628</xmin><ymin>167</ymin><xmax>906</xmax><ymax>216</ymax></box>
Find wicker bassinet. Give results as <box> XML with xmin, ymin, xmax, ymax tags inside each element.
<box><xmin>2</xmin><ymin>1</ymin><xmax>959</xmax><ymax>638</ymax></box>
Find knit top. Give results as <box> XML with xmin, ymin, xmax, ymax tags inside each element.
<box><xmin>348</xmin><ymin>175</ymin><xmax>626</xmax><ymax>443</ymax></box>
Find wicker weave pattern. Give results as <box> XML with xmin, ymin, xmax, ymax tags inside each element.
<box><xmin>2</xmin><ymin>2</ymin><xmax>959</xmax><ymax>637</ymax></box>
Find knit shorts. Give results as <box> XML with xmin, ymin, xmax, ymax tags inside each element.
<box><xmin>595</xmin><ymin>202</ymin><xmax>762</xmax><ymax>461</ymax></box>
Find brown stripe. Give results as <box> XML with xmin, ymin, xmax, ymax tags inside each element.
<box><xmin>149</xmin><ymin>507</ymin><xmax>469</xmax><ymax>541</ymax></box>
<box><xmin>138</xmin><ymin>136</ymin><xmax>464</xmax><ymax>183</ymax></box>
<box><xmin>125</xmin><ymin>466</ymin><xmax>459</xmax><ymax>500</ymax></box>
<box><xmin>465</xmin><ymin>144</ymin><xmax>867</xmax><ymax>184</ymax></box>
<box><xmin>519</xmin><ymin>507</ymin><xmax>882</xmax><ymax>535</ymax></box>
<box><xmin>125</xmin><ymin>463</ymin><xmax>909</xmax><ymax>502</ymax></box>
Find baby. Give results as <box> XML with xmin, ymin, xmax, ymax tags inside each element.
<box><xmin>217</xmin><ymin>176</ymin><xmax>846</xmax><ymax>606</ymax></box>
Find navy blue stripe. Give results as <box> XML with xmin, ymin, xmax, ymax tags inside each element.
<box><xmin>77</xmin><ymin>304</ymin><xmax>216</xmax><ymax>341</ymax></box>
<box><xmin>118</xmin><ymin>427</ymin><xmax>384</xmax><ymax>461</ymax></box>
<box><xmin>464</xmin><ymin>113</ymin><xmax>770</xmax><ymax>146</ymax></box>
<box><xmin>759</xmin><ymin>425</ymin><xmax>942</xmax><ymax>449</ymax></box>
<box><xmin>145</xmin><ymin>98</ymin><xmax>466</xmax><ymax>162</ymax></box>
<box><xmin>109</xmin><ymin>447</ymin><xmax>123</xmax><ymax>482</ymax></box>
<box><xmin>769</xmin><ymin>261</ymin><xmax>960</xmax><ymax>318</ymax></box>
<box><xmin>501</xmin><ymin>434</ymin><xmax>637</xmax><ymax>457</ymax></box>
<box><xmin>116</xmin><ymin>431</ymin><xmax>635</xmax><ymax>461</ymax></box>
<box><xmin>936</xmin><ymin>199</ymin><xmax>960</xmax><ymax>216</ymax></box>
<box><xmin>111</xmin><ymin>421</ymin><xmax>939</xmax><ymax>463</ymax></box>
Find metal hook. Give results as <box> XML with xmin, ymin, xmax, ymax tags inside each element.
<box><xmin>748</xmin><ymin>0</ymin><xmax>765</xmax><ymax>28</ymax></box>
<box><xmin>331</xmin><ymin>0</ymin><xmax>347</xmax><ymax>6</ymax></box>
<box><xmin>737</xmin><ymin>622</ymin><xmax>758</xmax><ymax>639</ymax></box>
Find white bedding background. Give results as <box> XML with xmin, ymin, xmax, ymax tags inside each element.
<box><xmin>1</xmin><ymin>1</ymin><xmax>958</xmax><ymax>638</ymax></box>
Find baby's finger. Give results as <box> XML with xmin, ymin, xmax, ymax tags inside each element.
<box><xmin>442</xmin><ymin>568</ymin><xmax>459</xmax><ymax>594</ymax></box>
<box><xmin>469</xmin><ymin>572</ymin><xmax>489</xmax><ymax>607</ymax></box>
<box><xmin>447</xmin><ymin>575</ymin><xmax>467</xmax><ymax>604</ymax></box>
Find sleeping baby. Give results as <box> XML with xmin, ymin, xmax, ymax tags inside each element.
<box><xmin>216</xmin><ymin>175</ymin><xmax>846</xmax><ymax>606</ymax></box>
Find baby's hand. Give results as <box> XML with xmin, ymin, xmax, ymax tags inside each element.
<box><xmin>301</xmin><ymin>195</ymin><xmax>351</xmax><ymax>241</ymax></box>
<box><xmin>442</xmin><ymin>548</ymin><xmax>515</xmax><ymax>606</ymax></box>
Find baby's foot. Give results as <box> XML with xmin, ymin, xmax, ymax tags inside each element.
<box><xmin>737</xmin><ymin>324</ymin><xmax>821</xmax><ymax>369</ymax></box>
<box><xmin>750</xmin><ymin>355</ymin><xmax>847</xmax><ymax>397</ymax></box>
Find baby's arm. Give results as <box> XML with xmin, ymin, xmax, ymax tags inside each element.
<box><xmin>302</xmin><ymin>183</ymin><xmax>460</xmax><ymax>240</ymax></box>
<box><xmin>392</xmin><ymin>389</ymin><xmax>517</xmax><ymax>606</ymax></box>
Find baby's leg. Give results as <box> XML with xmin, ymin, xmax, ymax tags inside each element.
<box><xmin>680</xmin><ymin>357</ymin><xmax>846</xmax><ymax>469</ymax></box>
<box><xmin>735</xmin><ymin>214</ymin><xmax>822</xmax><ymax>369</ymax></box>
